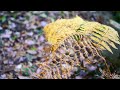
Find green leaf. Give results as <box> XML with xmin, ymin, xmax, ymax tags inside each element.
<box><xmin>0</xmin><ymin>30</ymin><xmax>5</xmax><ymax>34</ymax></box>
<box><xmin>40</xmin><ymin>13</ymin><xmax>47</xmax><ymax>18</ymax></box>
<box><xmin>1</xmin><ymin>16</ymin><xmax>6</xmax><ymax>22</ymax></box>
<box><xmin>12</xmin><ymin>35</ymin><xmax>17</xmax><ymax>40</ymax></box>
<box><xmin>30</xmin><ymin>46</ymin><xmax>37</xmax><ymax>51</ymax></box>
<box><xmin>22</xmin><ymin>68</ymin><xmax>30</xmax><ymax>76</ymax></box>
<box><xmin>30</xmin><ymin>65</ymin><xmax>37</xmax><ymax>72</ymax></box>
<box><xmin>26</xmin><ymin>54</ymin><xmax>36</xmax><ymax>61</ymax></box>
<box><xmin>38</xmin><ymin>29</ymin><xmax>43</xmax><ymax>36</ymax></box>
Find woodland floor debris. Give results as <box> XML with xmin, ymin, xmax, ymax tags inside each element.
<box><xmin>0</xmin><ymin>11</ymin><xmax>120</xmax><ymax>79</ymax></box>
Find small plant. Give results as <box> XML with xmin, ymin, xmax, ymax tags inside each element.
<box><xmin>36</xmin><ymin>16</ymin><xmax>120</xmax><ymax>79</ymax></box>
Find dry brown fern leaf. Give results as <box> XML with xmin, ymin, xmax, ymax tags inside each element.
<box><xmin>35</xmin><ymin>35</ymin><xmax>110</xmax><ymax>79</ymax></box>
<box><xmin>35</xmin><ymin>16</ymin><xmax>120</xmax><ymax>79</ymax></box>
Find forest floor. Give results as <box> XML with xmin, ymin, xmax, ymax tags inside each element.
<box><xmin>0</xmin><ymin>11</ymin><xmax>120</xmax><ymax>79</ymax></box>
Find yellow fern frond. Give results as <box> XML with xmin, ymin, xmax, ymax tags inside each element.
<box><xmin>43</xmin><ymin>16</ymin><xmax>120</xmax><ymax>53</ymax></box>
<box><xmin>43</xmin><ymin>16</ymin><xmax>84</xmax><ymax>51</ymax></box>
<box><xmin>78</xmin><ymin>21</ymin><xmax>120</xmax><ymax>53</ymax></box>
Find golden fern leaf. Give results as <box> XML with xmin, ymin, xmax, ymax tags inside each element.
<box><xmin>43</xmin><ymin>16</ymin><xmax>84</xmax><ymax>51</ymax></box>
<box><xmin>76</xmin><ymin>21</ymin><xmax>120</xmax><ymax>53</ymax></box>
<box><xmin>43</xmin><ymin>16</ymin><xmax>120</xmax><ymax>53</ymax></box>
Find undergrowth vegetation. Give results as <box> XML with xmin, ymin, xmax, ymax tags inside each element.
<box><xmin>34</xmin><ymin>16</ymin><xmax>120</xmax><ymax>79</ymax></box>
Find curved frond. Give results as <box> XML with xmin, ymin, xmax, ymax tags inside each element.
<box><xmin>43</xmin><ymin>16</ymin><xmax>120</xmax><ymax>53</ymax></box>
<box><xmin>77</xmin><ymin>21</ymin><xmax>120</xmax><ymax>53</ymax></box>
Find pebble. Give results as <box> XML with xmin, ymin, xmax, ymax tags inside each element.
<box><xmin>1</xmin><ymin>74</ymin><xmax>7</xmax><ymax>79</ymax></box>
<box><xmin>40</xmin><ymin>21</ymin><xmax>47</xmax><ymax>27</ymax></box>
<box><xmin>87</xmin><ymin>65</ymin><xmax>97</xmax><ymax>71</ymax></box>
<box><xmin>73</xmin><ymin>67</ymin><xmax>78</xmax><ymax>72</ymax></box>
<box><xmin>1</xmin><ymin>34</ymin><xmax>11</xmax><ymax>38</ymax></box>
<box><xmin>10</xmin><ymin>17</ymin><xmax>15</xmax><ymax>20</ymax></box>
<box><xmin>75</xmin><ymin>76</ymin><xmax>82</xmax><ymax>79</ymax></box>
<box><xmin>3</xmin><ymin>60</ymin><xmax>8</xmax><ymax>64</ymax></box>
<box><xmin>27</xmin><ymin>50</ymin><xmax>37</xmax><ymax>55</ymax></box>
<box><xmin>8</xmin><ymin>61</ymin><xmax>14</xmax><ymax>65</ymax></box>
<box><xmin>4</xmin><ymin>43</ymin><xmax>10</xmax><ymax>47</ymax></box>
<box><xmin>7</xmin><ymin>47</ymin><xmax>13</xmax><ymax>52</ymax></box>
<box><xmin>28</xmin><ymin>62</ymin><xmax>32</xmax><ymax>67</ymax></box>
<box><xmin>39</xmin><ymin>35</ymin><xmax>45</xmax><ymax>42</ymax></box>
<box><xmin>15</xmin><ymin>32</ymin><xmax>20</xmax><ymax>37</ymax></box>
<box><xmin>0</xmin><ymin>26</ymin><xmax>3</xmax><ymax>30</ymax></box>
<box><xmin>62</xmin><ymin>64</ymin><xmax>70</xmax><ymax>69</ymax></box>
<box><xmin>18</xmin><ymin>76</ymin><xmax>32</xmax><ymax>79</ymax></box>
<box><xmin>25</xmin><ymin>40</ymin><xmax>35</xmax><ymax>45</ymax></box>
<box><xmin>36</xmin><ymin>68</ymin><xmax>42</xmax><ymax>74</ymax></box>
<box><xmin>15</xmin><ymin>64</ymin><xmax>22</xmax><ymax>71</ymax></box>
<box><xmin>9</xmin><ymin>23</ymin><xmax>16</xmax><ymax>28</ymax></box>
<box><xmin>38</xmin><ymin>46</ymin><xmax>43</xmax><ymax>51</ymax></box>
<box><xmin>6</xmin><ymin>30</ymin><xmax>12</xmax><ymax>34</ymax></box>
<box><xmin>26</xmin><ymin>32</ymin><xmax>33</xmax><ymax>36</ymax></box>
<box><xmin>31</xmin><ymin>25</ymin><xmax>37</xmax><ymax>29</ymax></box>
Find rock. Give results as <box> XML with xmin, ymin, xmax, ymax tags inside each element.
<box><xmin>31</xmin><ymin>25</ymin><xmax>37</xmax><ymax>29</ymax></box>
<box><xmin>19</xmin><ymin>57</ymin><xmax>25</xmax><ymax>62</ymax></box>
<box><xmin>37</xmin><ymin>53</ymin><xmax>42</xmax><ymax>57</ymax></box>
<box><xmin>36</xmin><ymin>68</ymin><xmax>42</xmax><ymax>74</ymax></box>
<box><xmin>18</xmin><ymin>76</ymin><xmax>32</xmax><ymax>79</ymax></box>
<box><xmin>25</xmin><ymin>39</ymin><xmax>35</xmax><ymax>45</ymax></box>
<box><xmin>0</xmin><ymin>26</ymin><xmax>2</xmax><ymax>30</ymax></box>
<box><xmin>79</xmin><ymin>70</ymin><xmax>87</xmax><ymax>76</ymax></box>
<box><xmin>73</xmin><ymin>67</ymin><xmax>78</xmax><ymax>72</ymax></box>
<box><xmin>28</xmin><ymin>62</ymin><xmax>32</xmax><ymax>67</ymax></box>
<box><xmin>1</xmin><ymin>33</ymin><xmax>11</xmax><ymax>38</ymax></box>
<box><xmin>6</xmin><ymin>47</ymin><xmax>13</xmax><ymax>52</ymax></box>
<box><xmin>59</xmin><ymin>49</ymin><xmax>65</xmax><ymax>54</ymax></box>
<box><xmin>5</xmin><ymin>30</ymin><xmax>12</xmax><ymax>34</ymax></box>
<box><xmin>75</xmin><ymin>76</ymin><xmax>82</xmax><ymax>79</ymax></box>
<box><xmin>69</xmin><ymin>49</ymin><xmax>74</xmax><ymax>55</ymax></box>
<box><xmin>40</xmin><ymin>13</ymin><xmax>47</xmax><ymax>18</ymax></box>
<box><xmin>109</xmin><ymin>19</ymin><xmax>120</xmax><ymax>32</ymax></box>
<box><xmin>40</xmin><ymin>21</ymin><xmax>47</xmax><ymax>27</ymax></box>
<box><xmin>9</xmin><ymin>22</ymin><xmax>16</xmax><ymax>29</ymax></box>
<box><xmin>15</xmin><ymin>64</ymin><xmax>22</xmax><ymax>71</ymax></box>
<box><xmin>34</xmin><ymin>35</ymin><xmax>39</xmax><ymax>40</ymax></box>
<box><xmin>10</xmin><ymin>17</ymin><xmax>15</xmax><ymax>20</ymax></box>
<box><xmin>39</xmin><ymin>35</ymin><xmax>45</xmax><ymax>42</ymax></box>
<box><xmin>4</xmin><ymin>43</ymin><xmax>10</xmax><ymax>46</ymax></box>
<box><xmin>8</xmin><ymin>61</ymin><xmax>14</xmax><ymax>65</ymax></box>
<box><xmin>86</xmin><ymin>65</ymin><xmax>97</xmax><ymax>71</ymax></box>
<box><xmin>38</xmin><ymin>46</ymin><xmax>43</xmax><ymax>51</ymax></box>
<box><xmin>26</xmin><ymin>54</ymin><xmax>36</xmax><ymax>61</ymax></box>
<box><xmin>15</xmin><ymin>32</ymin><xmax>20</xmax><ymax>37</ymax></box>
<box><xmin>3</xmin><ymin>60</ymin><xmax>8</xmax><ymax>64</ymax></box>
<box><xmin>27</xmin><ymin>50</ymin><xmax>37</xmax><ymax>55</ymax></box>
<box><xmin>62</xmin><ymin>64</ymin><xmax>71</xmax><ymax>69</ymax></box>
<box><xmin>0</xmin><ymin>74</ymin><xmax>7</xmax><ymax>79</ymax></box>
<box><xmin>12</xmin><ymin>51</ymin><xmax>17</xmax><ymax>57</ymax></box>
<box><xmin>19</xmin><ymin>16</ymin><xmax>24</xmax><ymax>21</ymax></box>
<box><xmin>26</xmin><ymin>32</ymin><xmax>33</xmax><ymax>36</ymax></box>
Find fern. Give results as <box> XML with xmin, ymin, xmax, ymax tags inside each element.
<box><xmin>43</xmin><ymin>16</ymin><xmax>120</xmax><ymax>53</ymax></box>
<box><xmin>35</xmin><ymin>16</ymin><xmax>120</xmax><ymax>79</ymax></box>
